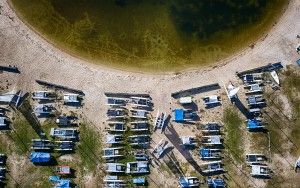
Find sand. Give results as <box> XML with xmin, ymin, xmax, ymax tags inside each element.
<box><xmin>1</xmin><ymin>0</ymin><xmax>300</xmax><ymax>187</ymax></box>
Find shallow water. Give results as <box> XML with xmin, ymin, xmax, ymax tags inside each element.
<box><xmin>11</xmin><ymin>0</ymin><xmax>287</xmax><ymax>72</ymax></box>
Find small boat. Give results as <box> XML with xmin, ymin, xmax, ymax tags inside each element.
<box><xmin>247</xmin><ymin>119</ymin><xmax>265</xmax><ymax>130</ymax></box>
<box><xmin>246</xmin><ymin>154</ymin><xmax>267</xmax><ymax>164</ymax></box>
<box><xmin>107</xmin><ymin>122</ymin><xmax>126</xmax><ymax>132</ymax></box>
<box><xmin>270</xmin><ymin>70</ymin><xmax>280</xmax><ymax>85</ymax></box>
<box><xmin>32</xmin><ymin>91</ymin><xmax>56</xmax><ymax>100</ymax></box>
<box><xmin>106</xmin><ymin>163</ymin><xmax>126</xmax><ymax>173</ymax></box>
<box><xmin>128</xmin><ymin>135</ymin><xmax>150</xmax><ymax>147</ymax></box>
<box><xmin>104</xmin><ymin>176</ymin><xmax>127</xmax><ymax>188</ymax></box>
<box><xmin>106</xmin><ymin>97</ymin><xmax>127</xmax><ymax>107</ymax></box>
<box><xmin>130</xmin><ymin>121</ymin><xmax>149</xmax><ymax>132</ymax></box>
<box><xmin>126</xmin><ymin>161</ymin><xmax>149</xmax><ymax>174</ymax></box>
<box><xmin>106</xmin><ymin>135</ymin><xmax>124</xmax><ymax>144</ymax></box>
<box><xmin>199</xmin><ymin>148</ymin><xmax>222</xmax><ymax>160</ymax></box>
<box><xmin>207</xmin><ymin>177</ymin><xmax>226</xmax><ymax>188</ymax></box>
<box><xmin>34</xmin><ymin>104</ymin><xmax>55</xmax><ymax>115</ymax></box>
<box><xmin>55</xmin><ymin>165</ymin><xmax>71</xmax><ymax>175</ymax></box>
<box><xmin>133</xmin><ymin>150</ymin><xmax>149</xmax><ymax>161</ymax></box>
<box><xmin>50</xmin><ymin>128</ymin><xmax>77</xmax><ymax>139</ymax></box>
<box><xmin>201</xmin><ymin>135</ymin><xmax>222</xmax><ymax>146</ymax></box>
<box><xmin>31</xmin><ymin>139</ymin><xmax>53</xmax><ymax>150</ymax></box>
<box><xmin>250</xmin><ymin>165</ymin><xmax>270</xmax><ymax>178</ymax></box>
<box><xmin>102</xmin><ymin>147</ymin><xmax>124</xmax><ymax>159</ymax></box>
<box><xmin>243</xmin><ymin>73</ymin><xmax>263</xmax><ymax>84</ymax></box>
<box><xmin>107</xmin><ymin>108</ymin><xmax>126</xmax><ymax>119</ymax></box>
<box><xmin>173</xmin><ymin>109</ymin><xmax>197</xmax><ymax>122</ymax></box>
<box><xmin>130</xmin><ymin>110</ymin><xmax>147</xmax><ymax>119</ymax></box>
<box><xmin>54</xmin><ymin>141</ymin><xmax>75</xmax><ymax>151</ymax></box>
<box><xmin>130</xmin><ymin>97</ymin><xmax>151</xmax><ymax>108</ymax></box>
<box><xmin>178</xmin><ymin>176</ymin><xmax>199</xmax><ymax>188</ymax></box>
<box><xmin>246</xmin><ymin>95</ymin><xmax>265</xmax><ymax>106</ymax></box>
<box><xmin>245</xmin><ymin>84</ymin><xmax>263</xmax><ymax>94</ymax></box>
<box><xmin>153</xmin><ymin>139</ymin><xmax>172</xmax><ymax>158</ymax></box>
<box><xmin>203</xmin><ymin>95</ymin><xmax>221</xmax><ymax>106</ymax></box>
<box><xmin>201</xmin><ymin>161</ymin><xmax>224</xmax><ymax>173</ymax></box>
<box><xmin>180</xmin><ymin>136</ymin><xmax>197</xmax><ymax>147</ymax></box>
<box><xmin>63</xmin><ymin>93</ymin><xmax>83</xmax><ymax>104</ymax></box>
<box><xmin>201</xmin><ymin>122</ymin><xmax>220</xmax><ymax>134</ymax></box>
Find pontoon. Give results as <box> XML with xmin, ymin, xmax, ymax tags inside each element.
<box><xmin>180</xmin><ymin>136</ymin><xmax>197</xmax><ymax>147</ymax></box>
<box><xmin>50</xmin><ymin>128</ymin><xmax>77</xmax><ymax>139</ymax></box>
<box><xmin>207</xmin><ymin>177</ymin><xmax>226</xmax><ymax>188</ymax></box>
<box><xmin>107</xmin><ymin>108</ymin><xmax>126</xmax><ymax>119</ymax></box>
<box><xmin>107</xmin><ymin>122</ymin><xmax>126</xmax><ymax>132</ymax></box>
<box><xmin>203</xmin><ymin>95</ymin><xmax>221</xmax><ymax>106</ymax></box>
<box><xmin>34</xmin><ymin>104</ymin><xmax>55</xmax><ymax>115</ymax></box>
<box><xmin>128</xmin><ymin>135</ymin><xmax>150</xmax><ymax>146</ymax></box>
<box><xmin>104</xmin><ymin>176</ymin><xmax>127</xmax><ymax>188</ymax></box>
<box><xmin>106</xmin><ymin>163</ymin><xmax>126</xmax><ymax>173</ymax></box>
<box><xmin>243</xmin><ymin>73</ymin><xmax>263</xmax><ymax>84</ymax></box>
<box><xmin>31</xmin><ymin>139</ymin><xmax>53</xmax><ymax>150</ymax></box>
<box><xmin>247</xmin><ymin>119</ymin><xmax>265</xmax><ymax>130</ymax></box>
<box><xmin>107</xmin><ymin>97</ymin><xmax>127</xmax><ymax>107</ymax></box>
<box><xmin>54</xmin><ymin>141</ymin><xmax>75</xmax><ymax>151</ymax></box>
<box><xmin>250</xmin><ymin>165</ymin><xmax>270</xmax><ymax>177</ymax></box>
<box><xmin>201</xmin><ymin>135</ymin><xmax>222</xmax><ymax>146</ymax></box>
<box><xmin>126</xmin><ymin>161</ymin><xmax>149</xmax><ymax>174</ymax></box>
<box><xmin>246</xmin><ymin>95</ymin><xmax>265</xmax><ymax>106</ymax></box>
<box><xmin>130</xmin><ymin>110</ymin><xmax>147</xmax><ymax>119</ymax></box>
<box><xmin>154</xmin><ymin>110</ymin><xmax>167</xmax><ymax>129</ymax></box>
<box><xmin>199</xmin><ymin>148</ymin><xmax>222</xmax><ymax>160</ymax></box>
<box><xmin>130</xmin><ymin>121</ymin><xmax>149</xmax><ymax>132</ymax></box>
<box><xmin>178</xmin><ymin>176</ymin><xmax>199</xmax><ymax>188</ymax></box>
<box><xmin>130</xmin><ymin>97</ymin><xmax>151</xmax><ymax>108</ymax></box>
<box><xmin>63</xmin><ymin>93</ymin><xmax>82</xmax><ymax>104</ymax></box>
<box><xmin>153</xmin><ymin>139</ymin><xmax>172</xmax><ymax>158</ymax></box>
<box><xmin>102</xmin><ymin>147</ymin><xmax>124</xmax><ymax>159</ymax></box>
<box><xmin>246</xmin><ymin>154</ymin><xmax>267</xmax><ymax>164</ymax></box>
<box><xmin>173</xmin><ymin>109</ymin><xmax>197</xmax><ymax>122</ymax></box>
<box><xmin>106</xmin><ymin>135</ymin><xmax>124</xmax><ymax>144</ymax></box>
<box><xmin>201</xmin><ymin>122</ymin><xmax>220</xmax><ymax>134</ymax></box>
<box><xmin>201</xmin><ymin>161</ymin><xmax>224</xmax><ymax>173</ymax></box>
<box><xmin>245</xmin><ymin>84</ymin><xmax>263</xmax><ymax>94</ymax></box>
<box><xmin>32</xmin><ymin>91</ymin><xmax>56</xmax><ymax>100</ymax></box>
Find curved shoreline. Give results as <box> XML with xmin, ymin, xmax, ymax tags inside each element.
<box><xmin>7</xmin><ymin>0</ymin><xmax>289</xmax><ymax>75</ymax></box>
<box><xmin>0</xmin><ymin>0</ymin><xmax>299</xmax><ymax>113</ymax></box>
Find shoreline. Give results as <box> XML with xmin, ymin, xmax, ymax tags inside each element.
<box><xmin>7</xmin><ymin>0</ymin><xmax>289</xmax><ymax>75</ymax></box>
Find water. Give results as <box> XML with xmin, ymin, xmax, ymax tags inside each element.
<box><xmin>11</xmin><ymin>0</ymin><xmax>287</xmax><ymax>72</ymax></box>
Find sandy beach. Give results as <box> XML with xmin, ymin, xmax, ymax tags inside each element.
<box><xmin>0</xmin><ymin>0</ymin><xmax>300</xmax><ymax>187</ymax></box>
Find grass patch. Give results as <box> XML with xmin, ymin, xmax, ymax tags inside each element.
<box><xmin>9</xmin><ymin>113</ymin><xmax>39</xmax><ymax>155</ymax></box>
<box><xmin>77</xmin><ymin>122</ymin><xmax>102</xmax><ymax>172</ymax></box>
<box><xmin>223</xmin><ymin>107</ymin><xmax>243</xmax><ymax>162</ymax></box>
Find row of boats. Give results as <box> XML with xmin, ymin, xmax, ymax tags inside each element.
<box><xmin>104</xmin><ymin>95</ymin><xmax>153</xmax><ymax>187</ymax></box>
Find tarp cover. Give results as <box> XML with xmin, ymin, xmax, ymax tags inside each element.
<box><xmin>56</xmin><ymin>179</ymin><xmax>70</xmax><ymax>188</ymax></box>
<box><xmin>174</xmin><ymin>109</ymin><xmax>184</xmax><ymax>121</ymax></box>
<box><xmin>297</xmin><ymin>59</ymin><xmax>300</xmax><ymax>66</ymax></box>
<box><xmin>30</xmin><ymin>152</ymin><xmax>50</xmax><ymax>163</ymax></box>
<box><xmin>247</xmin><ymin>119</ymin><xmax>261</xmax><ymax>129</ymax></box>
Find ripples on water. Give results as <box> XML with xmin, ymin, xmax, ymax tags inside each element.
<box><xmin>11</xmin><ymin>0</ymin><xmax>287</xmax><ymax>72</ymax></box>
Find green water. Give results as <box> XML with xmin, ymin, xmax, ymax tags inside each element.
<box><xmin>11</xmin><ymin>0</ymin><xmax>288</xmax><ymax>72</ymax></box>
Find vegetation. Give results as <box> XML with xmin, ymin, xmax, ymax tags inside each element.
<box><xmin>11</xmin><ymin>0</ymin><xmax>287</xmax><ymax>72</ymax></box>
<box><xmin>223</xmin><ymin>107</ymin><xmax>243</xmax><ymax>162</ymax></box>
<box><xmin>77</xmin><ymin>122</ymin><xmax>102</xmax><ymax>172</ymax></box>
<box><xmin>9</xmin><ymin>113</ymin><xmax>39</xmax><ymax>155</ymax></box>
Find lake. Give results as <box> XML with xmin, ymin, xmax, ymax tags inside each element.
<box><xmin>11</xmin><ymin>0</ymin><xmax>288</xmax><ymax>72</ymax></box>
